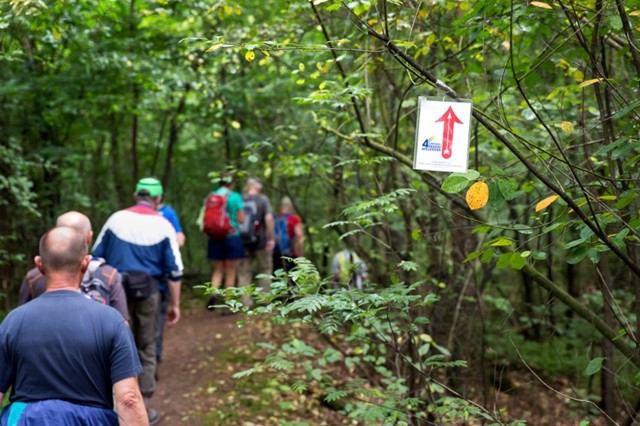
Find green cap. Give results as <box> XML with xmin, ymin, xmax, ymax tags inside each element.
<box><xmin>135</xmin><ymin>177</ymin><xmax>163</xmax><ymax>197</ymax></box>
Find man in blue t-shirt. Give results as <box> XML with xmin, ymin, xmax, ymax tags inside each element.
<box><xmin>0</xmin><ymin>226</ymin><xmax>147</xmax><ymax>425</ymax></box>
<box><xmin>157</xmin><ymin>202</ymin><xmax>185</xmax><ymax>363</ymax></box>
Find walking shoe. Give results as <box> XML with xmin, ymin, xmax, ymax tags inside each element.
<box><xmin>148</xmin><ymin>408</ymin><xmax>160</xmax><ymax>426</ymax></box>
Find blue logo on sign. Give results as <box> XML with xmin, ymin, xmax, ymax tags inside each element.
<box><xmin>422</xmin><ymin>138</ymin><xmax>441</xmax><ymax>152</ymax></box>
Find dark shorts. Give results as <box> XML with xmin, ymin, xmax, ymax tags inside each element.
<box><xmin>207</xmin><ymin>235</ymin><xmax>245</xmax><ymax>260</ymax></box>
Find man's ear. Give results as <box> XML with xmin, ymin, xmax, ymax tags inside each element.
<box><xmin>80</xmin><ymin>255</ymin><xmax>91</xmax><ymax>273</ymax></box>
<box><xmin>35</xmin><ymin>256</ymin><xmax>44</xmax><ymax>274</ymax></box>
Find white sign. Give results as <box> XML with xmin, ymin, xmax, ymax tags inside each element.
<box><xmin>413</xmin><ymin>97</ymin><xmax>472</xmax><ymax>172</ymax></box>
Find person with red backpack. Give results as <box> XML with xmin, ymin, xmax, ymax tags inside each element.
<box><xmin>200</xmin><ymin>170</ymin><xmax>245</xmax><ymax>310</ymax></box>
<box><xmin>273</xmin><ymin>196</ymin><xmax>305</xmax><ymax>274</ymax></box>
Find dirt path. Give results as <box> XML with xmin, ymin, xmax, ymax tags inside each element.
<box><xmin>152</xmin><ymin>302</ymin><xmax>244</xmax><ymax>425</ymax></box>
<box><xmin>150</xmin><ymin>299</ymin><xmax>351</xmax><ymax>426</ymax></box>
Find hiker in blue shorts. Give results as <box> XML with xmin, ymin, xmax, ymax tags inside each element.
<box><xmin>199</xmin><ymin>170</ymin><xmax>245</xmax><ymax>311</ymax></box>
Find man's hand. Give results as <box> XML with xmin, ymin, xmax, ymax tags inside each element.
<box><xmin>266</xmin><ymin>238</ymin><xmax>275</xmax><ymax>252</ymax></box>
<box><xmin>167</xmin><ymin>279</ymin><xmax>181</xmax><ymax>326</ymax></box>
<box><xmin>166</xmin><ymin>305</ymin><xmax>180</xmax><ymax>326</ymax></box>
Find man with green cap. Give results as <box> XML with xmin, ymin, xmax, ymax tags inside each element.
<box><xmin>93</xmin><ymin>177</ymin><xmax>183</xmax><ymax>425</ymax></box>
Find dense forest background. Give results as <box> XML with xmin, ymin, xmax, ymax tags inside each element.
<box><xmin>1</xmin><ymin>0</ymin><xmax>640</xmax><ymax>424</ymax></box>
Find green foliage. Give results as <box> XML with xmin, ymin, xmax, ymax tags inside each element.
<box><xmin>217</xmin><ymin>258</ymin><xmax>503</xmax><ymax>424</ymax></box>
<box><xmin>2</xmin><ymin>0</ymin><xmax>640</xmax><ymax>421</ymax></box>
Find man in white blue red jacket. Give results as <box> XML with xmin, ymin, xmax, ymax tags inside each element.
<box><xmin>92</xmin><ymin>177</ymin><xmax>183</xmax><ymax>425</ymax></box>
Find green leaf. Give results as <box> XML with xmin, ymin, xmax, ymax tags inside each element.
<box><xmin>441</xmin><ymin>175</ymin><xmax>470</xmax><ymax>193</ymax></box>
<box><xmin>567</xmin><ymin>246</ymin><xmax>588</xmax><ymax>264</ymax></box>
<box><xmin>490</xmin><ymin>238</ymin><xmax>513</xmax><ymax>247</ymax></box>
<box><xmin>612</xmin><ymin>98</ymin><xmax>640</xmax><ymax>120</ymax></box>
<box><xmin>454</xmin><ymin>169</ymin><xmax>480</xmax><ymax>180</ymax></box>
<box><xmin>232</xmin><ymin>367</ymin><xmax>257</xmax><ymax>379</ymax></box>
<box><xmin>510</xmin><ymin>254</ymin><xmax>527</xmax><ymax>270</ymax></box>
<box><xmin>496</xmin><ymin>253</ymin><xmax>512</xmax><ymax>269</ymax></box>
<box><xmin>585</xmin><ymin>357</ymin><xmax>605</xmax><ymax>376</ymax></box>
<box><xmin>398</xmin><ymin>260</ymin><xmax>418</xmax><ymax>271</ymax></box>
<box><xmin>480</xmin><ymin>249</ymin><xmax>494</xmax><ymax>263</ymax></box>
<box><xmin>464</xmin><ymin>250</ymin><xmax>484</xmax><ymax>262</ymax></box>
<box><xmin>564</xmin><ymin>238</ymin><xmax>585</xmax><ymax>249</ymax></box>
<box><xmin>532</xmin><ymin>251</ymin><xmax>548</xmax><ymax>260</ymax></box>
<box><xmin>514</xmin><ymin>224</ymin><xmax>533</xmax><ymax>234</ymax></box>
<box><xmin>498</xmin><ymin>178</ymin><xmax>518</xmax><ymax>200</ymax></box>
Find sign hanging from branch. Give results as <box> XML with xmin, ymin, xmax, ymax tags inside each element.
<box><xmin>413</xmin><ymin>97</ymin><xmax>472</xmax><ymax>172</ymax></box>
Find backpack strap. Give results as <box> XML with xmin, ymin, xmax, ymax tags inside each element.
<box><xmin>91</xmin><ymin>258</ymin><xmax>117</xmax><ymax>289</ymax></box>
<box><xmin>83</xmin><ymin>258</ymin><xmax>116</xmax><ymax>289</ymax></box>
<box><xmin>25</xmin><ymin>268</ymin><xmax>45</xmax><ymax>300</ymax></box>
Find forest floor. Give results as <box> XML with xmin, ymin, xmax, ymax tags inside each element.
<box><xmin>153</xmin><ymin>295</ymin><xmax>354</xmax><ymax>426</ymax></box>
<box><xmin>153</xmin><ymin>294</ymin><xmax>607</xmax><ymax>426</ymax></box>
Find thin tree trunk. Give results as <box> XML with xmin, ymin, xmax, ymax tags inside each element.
<box><xmin>596</xmin><ymin>256</ymin><xmax>617</xmax><ymax>423</ymax></box>
<box><xmin>162</xmin><ymin>84</ymin><xmax>189</xmax><ymax>188</ymax></box>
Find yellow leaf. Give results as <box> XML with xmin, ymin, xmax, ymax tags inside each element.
<box><xmin>579</xmin><ymin>78</ymin><xmax>603</xmax><ymax>88</ymax></box>
<box><xmin>230</xmin><ymin>120</ymin><xmax>241</xmax><ymax>129</ymax></box>
<box><xmin>561</xmin><ymin>121</ymin><xmax>574</xmax><ymax>134</ymax></box>
<box><xmin>530</xmin><ymin>1</ymin><xmax>552</xmax><ymax>9</ymax></box>
<box><xmin>535</xmin><ymin>195</ymin><xmax>559</xmax><ymax>212</ymax></box>
<box><xmin>205</xmin><ymin>43</ymin><xmax>223</xmax><ymax>53</ymax></box>
<box><xmin>245</xmin><ymin>50</ymin><xmax>255</xmax><ymax>62</ymax></box>
<box><xmin>465</xmin><ymin>181</ymin><xmax>489</xmax><ymax>211</ymax></box>
<box><xmin>629</xmin><ymin>10</ymin><xmax>640</xmax><ymax>17</ymax></box>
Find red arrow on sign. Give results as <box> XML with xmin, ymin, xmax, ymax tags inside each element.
<box><xmin>435</xmin><ymin>106</ymin><xmax>463</xmax><ymax>159</ymax></box>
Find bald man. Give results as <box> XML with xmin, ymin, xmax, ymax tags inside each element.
<box><xmin>0</xmin><ymin>227</ymin><xmax>147</xmax><ymax>425</ymax></box>
<box><xmin>18</xmin><ymin>211</ymin><xmax>129</xmax><ymax>322</ymax></box>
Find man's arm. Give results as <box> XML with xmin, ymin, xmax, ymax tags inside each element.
<box><xmin>166</xmin><ymin>279</ymin><xmax>181</xmax><ymax>326</ymax></box>
<box><xmin>264</xmin><ymin>212</ymin><xmax>275</xmax><ymax>252</ymax></box>
<box><xmin>293</xmin><ymin>223</ymin><xmax>305</xmax><ymax>257</ymax></box>
<box><xmin>113</xmin><ymin>377</ymin><xmax>148</xmax><ymax>426</ymax></box>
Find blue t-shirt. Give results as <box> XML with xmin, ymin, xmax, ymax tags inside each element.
<box><xmin>0</xmin><ymin>291</ymin><xmax>142</xmax><ymax>409</ymax></box>
<box><xmin>159</xmin><ymin>204</ymin><xmax>183</xmax><ymax>233</ymax></box>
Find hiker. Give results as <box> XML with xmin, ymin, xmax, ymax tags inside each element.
<box><xmin>331</xmin><ymin>247</ymin><xmax>368</xmax><ymax>291</ymax></box>
<box><xmin>157</xmin><ymin>201</ymin><xmax>185</xmax><ymax>363</ymax></box>
<box><xmin>200</xmin><ymin>170</ymin><xmax>245</xmax><ymax>311</ymax></box>
<box><xmin>272</xmin><ymin>196</ymin><xmax>305</xmax><ymax>274</ymax></box>
<box><xmin>159</xmin><ymin>203</ymin><xmax>186</xmax><ymax>247</ymax></box>
<box><xmin>92</xmin><ymin>177</ymin><xmax>183</xmax><ymax>425</ymax></box>
<box><xmin>18</xmin><ymin>211</ymin><xmax>129</xmax><ymax>322</ymax></box>
<box><xmin>0</xmin><ymin>227</ymin><xmax>147</xmax><ymax>425</ymax></box>
<box><xmin>237</xmin><ymin>178</ymin><xmax>275</xmax><ymax>306</ymax></box>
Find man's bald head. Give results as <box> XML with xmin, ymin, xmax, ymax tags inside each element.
<box><xmin>38</xmin><ymin>226</ymin><xmax>88</xmax><ymax>274</ymax></box>
<box><xmin>56</xmin><ymin>211</ymin><xmax>92</xmax><ymax>235</ymax></box>
<box><xmin>246</xmin><ymin>178</ymin><xmax>262</xmax><ymax>191</ymax></box>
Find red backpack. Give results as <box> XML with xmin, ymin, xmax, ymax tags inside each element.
<box><xmin>202</xmin><ymin>192</ymin><xmax>234</xmax><ymax>239</ymax></box>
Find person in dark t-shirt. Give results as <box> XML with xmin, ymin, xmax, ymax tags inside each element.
<box><xmin>0</xmin><ymin>227</ymin><xmax>147</xmax><ymax>425</ymax></box>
